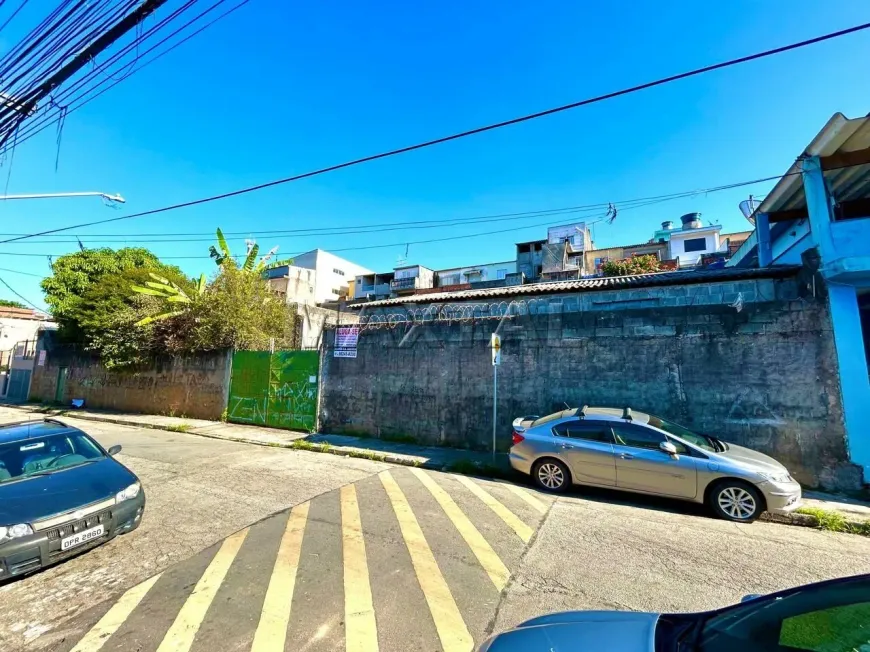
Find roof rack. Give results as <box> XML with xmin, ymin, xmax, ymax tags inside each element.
<box><xmin>622</xmin><ymin>407</ymin><xmax>633</xmax><ymax>422</ymax></box>
<box><xmin>578</xmin><ymin>405</ymin><xmax>588</xmax><ymax>419</ymax></box>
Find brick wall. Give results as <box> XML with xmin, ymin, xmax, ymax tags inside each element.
<box><xmin>321</xmin><ymin>275</ymin><xmax>861</xmax><ymax>490</ymax></box>
<box><xmin>29</xmin><ymin>348</ymin><xmax>231</xmax><ymax>420</ymax></box>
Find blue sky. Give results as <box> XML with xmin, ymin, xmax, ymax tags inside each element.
<box><xmin>1</xmin><ymin>0</ymin><xmax>869</xmax><ymax>310</ymax></box>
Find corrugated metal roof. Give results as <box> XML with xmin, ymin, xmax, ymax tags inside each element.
<box><xmin>760</xmin><ymin>112</ymin><xmax>870</xmax><ymax>215</ymax></box>
<box><xmin>352</xmin><ymin>266</ymin><xmax>799</xmax><ymax>308</ymax></box>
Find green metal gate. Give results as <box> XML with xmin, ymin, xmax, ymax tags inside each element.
<box><xmin>227</xmin><ymin>350</ymin><xmax>320</xmax><ymax>431</ymax></box>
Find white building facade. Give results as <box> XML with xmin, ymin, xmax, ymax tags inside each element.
<box><xmin>266</xmin><ymin>249</ymin><xmax>372</xmax><ymax>305</ymax></box>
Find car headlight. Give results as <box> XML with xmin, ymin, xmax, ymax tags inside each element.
<box><xmin>757</xmin><ymin>471</ymin><xmax>792</xmax><ymax>483</ymax></box>
<box><xmin>115</xmin><ymin>482</ymin><xmax>141</xmax><ymax>504</ymax></box>
<box><xmin>0</xmin><ymin>523</ymin><xmax>34</xmax><ymax>542</ymax></box>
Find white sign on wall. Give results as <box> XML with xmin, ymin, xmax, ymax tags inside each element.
<box><xmin>334</xmin><ymin>348</ymin><xmax>357</xmax><ymax>359</ymax></box>
<box><xmin>37</xmin><ymin>350</ymin><xmax>47</xmax><ymax>366</ymax></box>
<box><xmin>336</xmin><ymin>326</ymin><xmax>360</xmax><ymax>348</ymax></box>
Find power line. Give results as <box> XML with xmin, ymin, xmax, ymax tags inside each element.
<box><xmin>0</xmin><ymin>265</ymin><xmax>43</xmax><ymax>277</ymax></box>
<box><xmin>1</xmin><ymin>0</ymin><xmax>251</xmax><ymax>154</ymax></box>
<box><xmin>2</xmin><ymin>21</ymin><xmax>868</xmax><ymax>244</ymax></box>
<box><xmin>0</xmin><ymin>274</ymin><xmax>42</xmax><ymax>310</ymax></box>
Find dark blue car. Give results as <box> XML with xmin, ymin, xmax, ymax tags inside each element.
<box><xmin>0</xmin><ymin>418</ymin><xmax>144</xmax><ymax>579</ymax></box>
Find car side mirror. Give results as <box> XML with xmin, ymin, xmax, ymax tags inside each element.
<box><xmin>108</xmin><ymin>444</ymin><xmax>122</xmax><ymax>456</ymax></box>
<box><xmin>659</xmin><ymin>441</ymin><xmax>678</xmax><ymax>458</ymax></box>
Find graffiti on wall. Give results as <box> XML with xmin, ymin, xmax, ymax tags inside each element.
<box><xmin>228</xmin><ymin>350</ymin><xmax>319</xmax><ymax>431</ymax></box>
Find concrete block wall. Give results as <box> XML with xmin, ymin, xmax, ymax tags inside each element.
<box><xmin>29</xmin><ymin>349</ymin><xmax>232</xmax><ymax>420</ymax></box>
<box><xmin>321</xmin><ymin>276</ymin><xmax>861</xmax><ymax>490</ymax></box>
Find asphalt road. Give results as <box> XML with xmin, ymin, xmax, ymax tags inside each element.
<box><xmin>2</xmin><ymin>409</ymin><xmax>870</xmax><ymax>652</ymax></box>
<box><xmin>0</xmin><ymin>409</ymin><xmax>390</xmax><ymax>651</ymax></box>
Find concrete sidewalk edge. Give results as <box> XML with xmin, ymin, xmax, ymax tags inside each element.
<box><xmin>4</xmin><ymin>403</ymin><xmax>867</xmax><ymax>535</ymax></box>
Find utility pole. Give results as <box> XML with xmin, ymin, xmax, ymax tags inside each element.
<box><xmin>490</xmin><ymin>333</ymin><xmax>502</xmax><ymax>462</ymax></box>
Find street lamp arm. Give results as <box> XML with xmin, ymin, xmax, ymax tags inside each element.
<box><xmin>0</xmin><ymin>191</ymin><xmax>125</xmax><ymax>203</ymax></box>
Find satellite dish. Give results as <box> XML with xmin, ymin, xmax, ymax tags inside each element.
<box><xmin>739</xmin><ymin>195</ymin><xmax>763</xmax><ymax>226</ymax></box>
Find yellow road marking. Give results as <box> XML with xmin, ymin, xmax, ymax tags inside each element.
<box><xmin>379</xmin><ymin>471</ymin><xmax>473</xmax><ymax>652</ymax></box>
<box><xmin>410</xmin><ymin>468</ymin><xmax>509</xmax><ymax>591</ymax></box>
<box><xmin>156</xmin><ymin>528</ymin><xmax>249</xmax><ymax>652</ymax></box>
<box><xmin>500</xmin><ymin>482</ymin><xmax>548</xmax><ymax>515</ymax></box>
<box><xmin>455</xmin><ymin>476</ymin><xmax>533</xmax><ymax>543</ymax></box>
<box><xmin>341</xmin><ymin>484</ymin><xmax>379</xmax><ymax>652</ymax></box>
<box><xmin>70</xmin><ymin>574</ymin><xmax>162</xmax><ymax>652</ymax></box>
<box><xmin>251</xmin><ymin>502</ymin><xmax>310</xmax><ymax>652</ymax></box>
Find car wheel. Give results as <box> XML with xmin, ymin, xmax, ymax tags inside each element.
<box><xmin>709</xmin><ymin>481</ymin><xmax>763</xmax><ymax>522</ymax></box>
<box><xmin>532</xmin><ymin>459</ymin><xmax>570</xmax><ymax>492</ymax></box>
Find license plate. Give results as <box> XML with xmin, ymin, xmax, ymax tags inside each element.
<box><xmin>61</xmin><ymin>525</ymin><xmax>105</xmax><ymax>551</ymax></box>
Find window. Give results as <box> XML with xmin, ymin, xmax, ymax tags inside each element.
<box><xmin>647</xmin><ymin>414</ymin><xmax>717</xmax><ymax>452</ymax></box>
<box><xmin>683</xmin><ymin>237</ymin><xmax>707</xmax><ymax>253</ymax></box>
<box><xmin>535</xmin><ymin>265</ymin><xmax>543</xmax><ymax>276</ymax></box>
<box><xmin>496</xmin><ymin>269</ymin><xmax>507</xmax><ymax>280</ymax></box>
<box><xmin>333</xmin><ymin>268</ymin><xmax>345</xmax><ymax>276</ymax></box>
<box><xmin>0</xmin><ymin>432</ymin><xmax>105</xmax><ymax>483</ymax></box>
<box><xmin>698</xmin><ymin>576</ymin><xmax>870</xmax><ymax>652</ymax></box>
<box><xmin>553</xmin><ymin>421</ymin><xmax>613</xmax><ymax>443</ymax></box>
<box><xmin>611</xmin><ymin>424</ymin><xmax>667</xmax><ymax>451</ymax></box>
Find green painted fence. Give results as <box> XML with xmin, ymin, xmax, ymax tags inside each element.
<box><xmin>227</xmin><ymin>350</ymin><xmax>319</xmax><ymax>431</ymax></box>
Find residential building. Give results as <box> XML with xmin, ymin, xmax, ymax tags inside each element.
<box><xmin>516</xmin><ymin>239</ymin><xmax>546</xmax><ymax>280</ymax></box>
<box><xmin>656</xmin><ymin>213</ymin><xmax>723</xmax><ymax>267</ymax></box>
<box><xmin>583</xmin><ymin>241</ymin><xmax>670</xmax><ymax>276</ymax></box>
<box><xmin>0</xmin><ymin>308</ymin><xmax>56</xmax><ymax>401</ymax></box>
<box><xmin>436</xmin><ymin>261</ymin><xmax>515</xmax><ymax>288</ymax></box>
<box><xmin>391</xmin><ymin>264</ymin><xmax>435</xmax><ymax>295</ymax></box>
<box><xmin>727</xmin><ymin>111</ymin><xmax>870</xmax><ymax>484</ymax></box>
<box><xmin>353</xmin><ymin>271</ymin><xmax>395</xmax><ymax>301</ymax></box>
<box><xmin>265</xmin><ymin>249</ymin><xmax>372</xmax><ymax>305</ymax></box>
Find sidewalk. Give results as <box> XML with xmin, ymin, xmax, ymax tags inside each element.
<box><xmin>1</xmin><ymin>403</ymin><xmax>509</xmax><ymax>473</ymax></box>
<box><xmin>3</xmin><ymin>402</ymin><xmax>867</xmax><ymax>532</ymax></box>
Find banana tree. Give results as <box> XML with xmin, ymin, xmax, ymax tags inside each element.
<box><xmin>209</xmin><ymin>228</ymin><xmax>279</xmax><ymax>272</ymax></box>
<box><xmin>131</xmin><ymin>272</ymin><xmax>206</xmax><ymax>326</ymax></box>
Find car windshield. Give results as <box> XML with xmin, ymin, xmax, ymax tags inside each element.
<box><xmin>0</xmin><ymin>432</ymin><xmax>105</xmax><ymax>484</ymax></box>
<box><xmin>647</xmin><ymin>415</ymin><xmax>718</xmax><ymax>452</ymax></box>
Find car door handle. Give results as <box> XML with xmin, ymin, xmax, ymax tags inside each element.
<box><xmin>560</xmin><ymin>443</ymin><xmax>575</xmax><ymax>449</ymax></box>
<box><xmin>619</xmin><ymin>453</ymin><xmax>634</xmax><ymax>460</ymax></box>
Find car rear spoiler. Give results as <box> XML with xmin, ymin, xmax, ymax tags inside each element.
<box><xmin>511</xmin><ymin>415</ymin><xmax>540</xmax><ymax>433</ymax></box>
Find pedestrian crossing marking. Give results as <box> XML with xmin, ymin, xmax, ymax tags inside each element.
<box><xmin>251</xmin><ymin>502</ymin><xmax>310</xmax><ymax>652</ymax></box>
<box><xmin>340</xmin><ymin>484</ymin><xmax>379</xmax><ymax>652</ymax></box>
<box><xmin>379</xmin><ymin>471</ymin><xmax>474</xmax><ymax>652</ymax></box>
<box><xmin>499</xmin><ymin>482</ymin><xmax>548</xmax><ymax>514</ymax></box>
<box><xmin>70</xmin><ymin>573</ymin><xmax>162</xmax><ymax>652</ymax></box>
<box><xmin>156</xmin><ymin>528</ymin><xmax>249</xmax><ymax>652</ymax></box>
<box><xmin>455</xmin><ymin>476</ymin><xmax>534</xmax><ymax>543</ymax></box>
<box><xmin>410</xmin><ymin>468</ymin><xmax>510</xmax><ymax>591</ymax></box>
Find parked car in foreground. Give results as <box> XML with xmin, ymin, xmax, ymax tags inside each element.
<box><xmin>0</xmin><ymin>419</ymin><xmax>144</xmax><ymax>579</ymax></box>
<box><xmin>510</xmin><ymin>406</ymin><xmax>801</xmax><ymax>522</ymax></box>
<box><xmin>479</xmin><ymin>573</ymin><xmax>870</xmax><ymax>651</ymax></box>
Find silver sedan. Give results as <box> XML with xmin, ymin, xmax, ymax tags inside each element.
<box><xmin>509</xmin><ymin>406</ymin><xmax>801</xmax><ymax>522</ymax></box>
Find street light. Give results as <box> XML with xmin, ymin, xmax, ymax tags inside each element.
<box><xmin>0</xmin><ymin>191</ymin><xmax>125</xmax><ymax>204</ymax></box>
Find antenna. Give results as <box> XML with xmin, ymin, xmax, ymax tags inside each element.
<box><xmin>739</xmin><ymin>195</ymin><xmax>764</xmax><ymax>226</ymax></box>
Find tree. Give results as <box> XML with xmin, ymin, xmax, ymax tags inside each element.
<box><xmin>209</xmin><ymin>228</ymin><xmax>278</xmax><ymax>272</ymax></box>
<box><xmin>131</xmin><ymin>272</ymin><xmax>206</xmax><ymax>325</ymax></box>
<box><xmin>40</xmin><ymin>248</ymin><xmax>191</xmax><ymax>367</ymax></box>
<box><xmin>601</xmin><ymin>254</ymin><xmax>664</xmax><ymax>277</ymax></box>
<box><xmin>0</xmin><ymin>299</ymin><xmax>26</xmax><ymax>309</ymax></box>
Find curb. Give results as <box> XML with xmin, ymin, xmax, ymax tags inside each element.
<box><xmin>6</xmin><ymin>403</ymin><xmax>867</xmax><ymax>535</ymax></box>
<box><xmin>3</xmin><ymin>404</ymin><xmax>478</xmax><ymax>474</ymax></box>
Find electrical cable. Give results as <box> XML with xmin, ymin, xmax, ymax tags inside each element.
<box><xmin>0</xmin><ymin>274</ymin><xmax>42</xmax><ymax>309</ymax></box>
<box><xmin>3</xmin><ymin>20</ymin><xmax>867</xmax><ymax>244</ymax></box>
<box><xmin>2</xmin><ymin>0</ymin><xmax>246</xmax><ymax>153</ymax></box>
<box><xmin>0</xmin><ymin>0</ymin><xmax>30</xmax><ymax>36</ymax></box>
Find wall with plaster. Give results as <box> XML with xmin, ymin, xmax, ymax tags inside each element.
<box><xmin>29</xmin><ymin>348</ymin><xmax>231</xmax><ymax>420</ymax></box>
<box><xmin>321</xmin><ymin>274</ymin><xmax>860</xmax><ymax>490</ymax></box>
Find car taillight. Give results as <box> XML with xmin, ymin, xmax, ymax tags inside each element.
<box><xmin>512</xmin><ymin>431</ymin><xmax>525</xmax><ymax>446</ymax></box>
